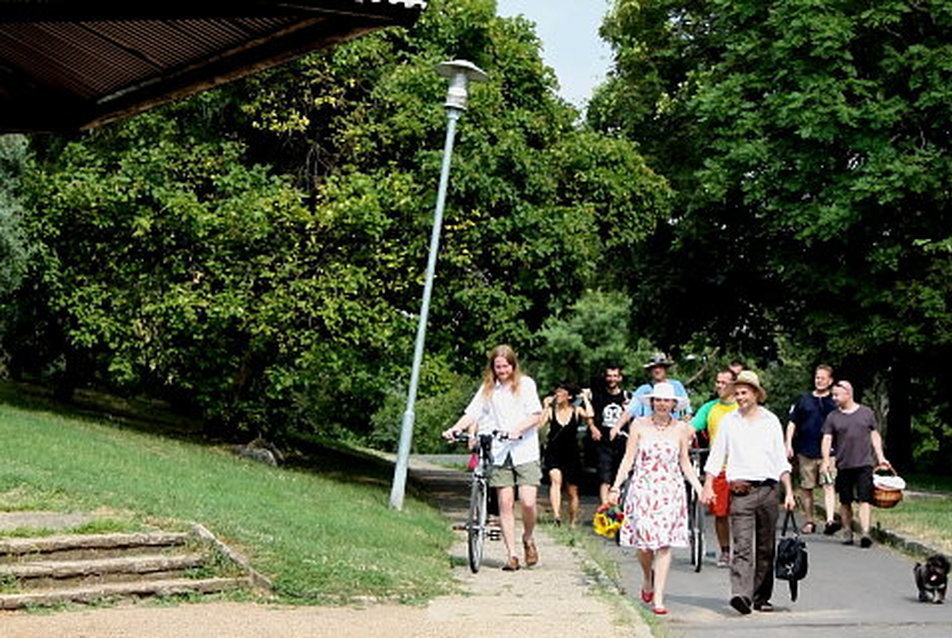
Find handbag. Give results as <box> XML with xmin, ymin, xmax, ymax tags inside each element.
<box><xmin>775</xmin><ymin>510</ymin><xmax>808</xmax><ymax>601</ymax></box>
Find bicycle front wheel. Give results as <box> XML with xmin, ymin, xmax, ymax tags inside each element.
<box><xmin>467</xmin><ymin>478</ymin><xmax>488</xmax><ymax>573</ymax></box>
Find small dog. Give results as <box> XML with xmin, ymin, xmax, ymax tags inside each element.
<box><xmin>914</xmin><ymin>554</ymin><xmax>949</xmax><ymax>603</ymax></box>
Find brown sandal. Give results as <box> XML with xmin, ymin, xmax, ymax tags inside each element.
<box><xmin>523</xmin><ymin>540</ymin><xmax>539</xmax><ymax>566</ymax></box>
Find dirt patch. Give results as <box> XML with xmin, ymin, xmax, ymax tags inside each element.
<box><xmin>0</xmin><ymin>512</ymin><xmax>95</xmax><ymax>532</ymax></box>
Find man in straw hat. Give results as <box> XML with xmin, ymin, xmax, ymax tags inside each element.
<box><xmin>609</xmin><ymin>353</ymin><xmax>692</xmax><ymax>468</ymax></box>
<box><xmin>628</xmin><ymin>353</ymin><xmax>692</xmax><ymax>419</ymax></box>
<box><xmin>701</xmin><ymin>370</ymin><xmax>796</xmax><ymax>615</ymax></box>
<box><xmin>820</xmin><ymin>380</ymin><xmax>890</xmax><ymax>548</ymax></box>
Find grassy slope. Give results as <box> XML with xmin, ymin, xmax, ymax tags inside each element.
<box><xmin>873</xmin><ymin>475</ymin><xmax>952</xmax><ymax>555</ymax></box>
<box><xmin>0</xmin><ymin>401</ymin><xmax>454</xmax><ymax>602</ymax></box>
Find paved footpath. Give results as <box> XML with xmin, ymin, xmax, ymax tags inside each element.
<box><xmin>409</xmin><ymin>458</ymin><xmax>652</xmax><ymax>638</ymax></box>
<box><xmin>603</xmin><ymin>511</ymin><xmax>951</xmax><ymax>638</ymax></box>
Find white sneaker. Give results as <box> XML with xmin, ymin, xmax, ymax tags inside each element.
<box><xmin>717</xmin><ymin>551</ymin><xmax>730</xmax><ymax>567</ymax></box>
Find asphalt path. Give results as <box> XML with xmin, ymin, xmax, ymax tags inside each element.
<box><xmin>414</xmin><ymin>454</ymin><xmax>950</xmax><ymax>637</ymax></box>
<box><xmin>602</xmin><ymin>508</ymin><xmax>951</xmax><ymax>637</ymax></box>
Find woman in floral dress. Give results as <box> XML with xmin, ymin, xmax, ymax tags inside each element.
<box><xmin>609</xmin><ymin>382</ymin><xmax>704</xmax><ymax>615</ymax></box>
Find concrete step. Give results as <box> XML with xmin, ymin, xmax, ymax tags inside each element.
<box><xmin>0</xmin><ymin>576</ymin><xmax>251</xmax><ymax>610</ymax></box>
<box><xmin>0</xmin><ymin>552</ymin><xmax>205</xmax><ymax>581</ymax></box>
<box><xmin>0</xmin><ymin>532</ymin><xmax>188</xmax><ymax>558</ymax></box>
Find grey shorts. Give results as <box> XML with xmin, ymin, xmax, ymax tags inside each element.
<box><xmin>489</xmin><ymin>456</ymin><xmax>542</xmax><ymax>488</ymax></box>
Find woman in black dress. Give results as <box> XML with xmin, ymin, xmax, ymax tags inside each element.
<box><xmin>542</xmin><ymin>382</ymin><xmax>586</xmax><ymax>526</ymax></box>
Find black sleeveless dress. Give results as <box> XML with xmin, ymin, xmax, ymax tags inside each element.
<box><xmin>543</xmin><ymin>405</ymin><xmax>583</xmax><ymax>484</ymax></box>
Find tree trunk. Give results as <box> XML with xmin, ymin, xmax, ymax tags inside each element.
<box><xmin>885</xmin><ymin>357</ymin><xmax>912</xmax><ymax>472</ymax></box>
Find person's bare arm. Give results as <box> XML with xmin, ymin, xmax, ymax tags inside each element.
<box><xmin>780</xmin><ymin>471</ymin><xmax>796</xmax><ymax>510</ymax></box>
<box><xmin>609</xmin><ymin>425</ymin><xmax>640</xmax><ymax>504</ymax></box>
<box><xmin>785</xmin><ymin>421</ymin><xmax>796</xmax><ymax>459</ymax></box>
<box><xmin>870</xmin><ymin>429</ymin><xmax>889</xmax><ymax>467</ymax></box>
<box><xmin>820</xmin><ymin>433</ymin><xmax>833</xmax><ymax>472</ymax></box>
<box><xmin>610</xmin><ymin>409</ymin><xmax>632</xmax><ymax>440</ymax></box>
<box><xmin>678</xmin><ymin>435</ymin><xmax>704</xmax><ymax>496</ymax></box>
<box><xmin>510</xmin><ymin>412</ymin><xmax>543</xmax><ymax>438</ymax></box>
<box><xmin>442</xmin><ymin>414</ymin><xmax>476</xmax><ymax>440</ymax></box>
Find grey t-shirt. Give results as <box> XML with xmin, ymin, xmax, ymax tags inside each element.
<box><xmin>822</xmin><ymin>405</ymin><xmax>877</xmax><ymax>469</ymax></box>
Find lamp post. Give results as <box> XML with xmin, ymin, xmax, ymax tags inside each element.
<box><xmin>389</xmin><ymin>60</ymin><xmax>488</xmax><ymax>511</ymax></box>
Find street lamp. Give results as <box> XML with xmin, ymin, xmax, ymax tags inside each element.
<box><xmin>389</xmin><ymin>60</ymin><xmax>488</xmax><ymax>510</ymax></box>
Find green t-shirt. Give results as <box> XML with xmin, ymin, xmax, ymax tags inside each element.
<box><xmin>691</xmin><ymin>398</ymin><xmax>738</xmax><ymax>443</ymax></box>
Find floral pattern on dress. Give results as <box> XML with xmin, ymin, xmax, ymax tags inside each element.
<box><xmin>618</xmin><ymin>437</ymin><xmax>688</xmax><ymax>550</ymax></box>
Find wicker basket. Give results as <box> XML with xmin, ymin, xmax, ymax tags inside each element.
<box><xmin>872</xmin><ymin>467</ymin><xmax>904</xmax><ymax>509</ymax></box>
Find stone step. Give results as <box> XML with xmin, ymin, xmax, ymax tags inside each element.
<box><xmin>0</xmin><ymin>576</ymin><xmax>251</xmax><ymax>610</ymax></box>
<box><xmin>0</xmin><ymin>552</ymin><xmax>205</xmax><ymax>580</ymax></box>
<box><xmin>0</xmin><ymin>532</ymin><xmax>189</xmax><ymax>558</ymax></box>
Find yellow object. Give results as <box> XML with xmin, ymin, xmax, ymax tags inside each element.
<box><xmin>592</xmin><ymin>504</ymin><xmax>624</xmax><ymax>538</ymax></box>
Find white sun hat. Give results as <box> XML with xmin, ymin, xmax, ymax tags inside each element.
<box><xmin>639</xmin><ymin>382</ymin><xmax>690</xmax><ymax>411</ymax></box>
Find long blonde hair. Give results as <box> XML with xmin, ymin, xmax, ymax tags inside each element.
<box><xmin>480</xmin><ymin>344</ymin><xmax>523</xmax><ymax>396</ymax></box>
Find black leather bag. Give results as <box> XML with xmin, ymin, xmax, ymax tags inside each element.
<box><xmin>775</xmin><ymin>510</ymin><xmax>808</xmax><ymax>601</ymax></box>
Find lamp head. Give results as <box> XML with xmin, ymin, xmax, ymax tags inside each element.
<box><xmin>436</xmin><ymin>59</ymin><xmax>488</xmax><ymax>111</ymax></box>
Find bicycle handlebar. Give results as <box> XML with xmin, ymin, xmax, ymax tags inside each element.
<box><xmin>451</xmin><ymin>430</ymin><xmax>513</xmax><ymax>443</ymax></box>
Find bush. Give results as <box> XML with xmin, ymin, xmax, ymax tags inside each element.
<box><xmin>369</xmin><ymin>373</ymin><xmax>475</xmax><ymax>455</ymax></box>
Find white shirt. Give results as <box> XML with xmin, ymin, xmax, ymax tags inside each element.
<box><xmin>704</xmin><ymin>406</ymin><xmax>791</xmax><ymax>482</ymax></box>
<box><xmin>465</xmin><ymin>376</ymin><xmax>542</xmax><ymax>466</ymax></box>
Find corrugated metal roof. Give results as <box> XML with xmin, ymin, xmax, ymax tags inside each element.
<box><xmin>0</xmin><ymin>1</ymin><xmax>426</xmax><ymax>131</ymax></box>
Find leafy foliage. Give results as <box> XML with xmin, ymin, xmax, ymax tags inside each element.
<box><xmin>533</xmin><ymin>290</ymin><xmax>656</xmax><ymax>392</ymax></box>
<box><xmin>593</xmin><ymin>0</ymin><xmax>952</xmax><ymax>470</ymax></box>
<box><xmin>5</xmin><ymin>0</ymin><xmax>670</xmax><ymax>442</ymax></box>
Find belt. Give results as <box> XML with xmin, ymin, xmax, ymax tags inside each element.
<box><xmin>746</xmin><ymin>479</ymin><xmax>777</xmax><ymax>487</ymax></box>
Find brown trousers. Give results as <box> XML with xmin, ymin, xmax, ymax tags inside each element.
<box><xmin>729</xmin><ymin>483</ymin><xmax>779</xmax><ymax>604</ymax></box>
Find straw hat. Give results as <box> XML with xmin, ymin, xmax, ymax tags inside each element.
<box><xmin>728</xmin><ymin>370</ymin><xmax>767</xmax><ymax>403</ymax></box>
<box><xmin>643</xmin><ymin>353</ymin><xmax>675</xmax><ymax>369</ymax></box>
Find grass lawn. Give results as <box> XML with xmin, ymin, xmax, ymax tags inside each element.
<box><xmin>0</xmin><ymin>400</ymin><xmax>455</xmax><ymax>603</ymax></box>
<box><xmin>873</xmin><ymin>476</ymin><xmax>952</xmax><ymax>556</ymax></box>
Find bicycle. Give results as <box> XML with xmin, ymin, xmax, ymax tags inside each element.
<box><xmin>453</xmin><ymin>431</ymin><xmax>503</xmax><ymax>573</ymax></box>
<box><xmin>686</xmin><ymin>447</ymin><xmax>708</xmax><ymax>572</ymax></box>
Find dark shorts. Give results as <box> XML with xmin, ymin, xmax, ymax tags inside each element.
<box><xmin>594</xmin><ymin>431</ymin><xmax>626</xmax><ymax>484</ymax></box>
<box><xmin>835</xmin><ymin>465</ymin><xmax>874</xmax><ymax>505</ymax></box>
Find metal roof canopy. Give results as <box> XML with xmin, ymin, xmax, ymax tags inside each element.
<box><xmin>0</xmin><ymin>1</ymin><xmax>426</xmax><ymax>132</ymax></box>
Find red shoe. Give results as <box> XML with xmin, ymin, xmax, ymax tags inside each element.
<box><xmin>652</xmin><ymin>606</ymin><xmax>668</xmax><ymax>615</ymax></box>
<box><xmin>640</xmin><ymin>590</ymin><xmax>653</xmax><ymax>604</ymax></box>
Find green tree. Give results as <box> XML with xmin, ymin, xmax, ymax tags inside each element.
<box><xmin>533</xmin><ymin>290</ymin><xmax>655</xmax><ymax>391</ymax></box>
<box><xmin>594</xmin><ymin>0</ymin><xmax>952</xmax><ymax>470</ymax></box>
<box><xmin>10</xmin><ymin>0</ymin><xmax>671</xmax><ymax>442</ymax></box>
<box><xmin>0</xmin><ymin>135</ymin><xmax>30</xmax><ymax>299</ymax></box>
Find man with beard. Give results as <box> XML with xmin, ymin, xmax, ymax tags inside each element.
<box><xmin>588</xmin><ymin>365</ymin><xmax>631</xmax><ymax>505</ymax></box>
<box><xmin>609</xmin><ymin>353</ymin><xmax>693</xmax><ymax>446</ymax></box>
<box><xmin>628</xmin><ymin>353</ymin><xmax>691</xmax><ymax>419</ymax></box>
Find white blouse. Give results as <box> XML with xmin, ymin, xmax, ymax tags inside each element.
<box><xmin>464</xmin><ymin>376</ymin><xmax>543</xmax><ymax>466</ymax></box>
